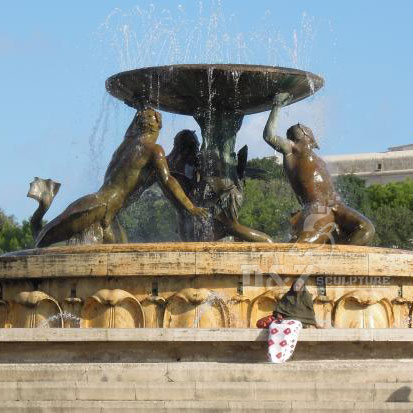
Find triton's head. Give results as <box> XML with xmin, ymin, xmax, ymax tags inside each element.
<box><xmin>168</xmin><ymin>130</ymin><xmax>200</xmax><ymax>178</ymax></box>
<box><xmin>287</xmin><ymin>123</ymin><xmax>319</xmax><ymax>149</ymax></box>
<box><xmin>124</xmin><ymin>107</ymin><xmax>162</xmax><ymax>140</ymax></box>
<box><xmin>173</xmin><ymin>130</ymin><xmax>200</xmax><ymax>155</ymax></box>
<box><xmin>135</xmin><ymin>107</ymin><xmax>162</xmax><ymax>132</ymax></box>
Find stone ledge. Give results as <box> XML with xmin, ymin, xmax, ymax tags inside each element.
<box><xmin>0</xmin><ymin>328</ymin><xmax>412</xmax><ymax>342</ymax></box>
<box><xmin>1</xmin><ymin>242</ymin><xmax>412</xmax><ymax>279</ymax></box>
<box><xmin>0</xmin><ymin>400</ymin><xmax>412</xmax><ymax>412</ymax></box>
<box><xmin>0</xmin><ymin>329</ymin><xmax>412</xmax><ymax>363</ymax></box>
<box><xmin>3</xmin><ymin>242</ymin><xmax>409</xmax><ymax>255</ymax></box>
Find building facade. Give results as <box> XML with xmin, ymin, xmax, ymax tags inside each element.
<box><xmin>323</xmin><ymin>144</ymin><xmax>413</xmax><ymax>186</ymax></box>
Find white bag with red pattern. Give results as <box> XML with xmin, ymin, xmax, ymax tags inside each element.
<box><xmin>268</xmin><ymin>319</ymin><xmax>302</xmax><ymax>363</ymax></box>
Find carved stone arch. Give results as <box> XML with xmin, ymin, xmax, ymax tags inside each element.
<box><xmin>163</xmin><ymin>288</ymin><xmax>229</xmax><ymax>328</ymax></box>
<box><xmin>81</xmin><ymin>289</ymin><xmax>144</xmax><ymax>328</ymax></box>
<box><xmin>249</xmin><ymin>289</ymin><xmax>281</xmax><ymax>328</ymax></box>
<box><xmin>11</xmin><ymin>291</ymin><xmax>63</xmax><ymax>328</ymax></box>
<box><xmin>332</xmin><ymin>290</ymin><xmax>394</xmax><ymax>328</ymax></box>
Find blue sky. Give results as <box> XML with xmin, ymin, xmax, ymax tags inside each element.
<box><xmin>1</xmin><ymin>0</ymin><xmax>413</xmax><ymax>221</ymax></box>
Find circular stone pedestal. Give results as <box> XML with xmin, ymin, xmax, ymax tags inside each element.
<box><xmin>0</xmin><ymin>243</ymin><xmax>412</xmax><ymax>329</ymax></box>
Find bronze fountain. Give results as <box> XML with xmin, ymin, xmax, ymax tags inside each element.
<box><xmin>28</xmin><ymin>64</ymin><xmax>326</xmax><ymax>245</ymax></box>
<box><xmin>1</xmin><ymin>63</ymin><xmax>406</xmax><ymax>333</ymax></box>
<box><xmin>106</xmin><ymin>64</ymin><xmax>324</xmax><ymax>243</ymax></box>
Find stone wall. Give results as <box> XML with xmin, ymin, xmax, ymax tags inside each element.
<box><xmin>1</xmin><ymin>243</ymin><xmax>412</xmax><ymax>329</ymax></box>
<box><xmin>324</xmin><ymin>149</ymin><xmax>413</xmax><ymax>185</ymax></box>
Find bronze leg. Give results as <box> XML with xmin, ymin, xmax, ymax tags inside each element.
<box><xmin>215</xmin><ymin>213</ymin><xmax>273</xmax><ymax>243</ymax></box>
<box><xmin>292</xmin><ymin>205</ymin><xmax>336</xmax><ymax>245</ymax></box>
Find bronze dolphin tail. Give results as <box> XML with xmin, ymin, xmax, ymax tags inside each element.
<box><xmin>27</xmin><ymin>177</ymin><xmax>61</xmax><ymax>240</ymax></box>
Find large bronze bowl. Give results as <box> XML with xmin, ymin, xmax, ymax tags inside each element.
<box><xmin>106</xmin><ymin>64</ymin><xmax>324</xmax><ymax>115</ymax></box>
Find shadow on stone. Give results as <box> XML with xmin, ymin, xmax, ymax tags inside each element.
<box><xmin>386</xmin><ymin>386</ymin><xmax>411</xmax><ymax>402</ymax></box>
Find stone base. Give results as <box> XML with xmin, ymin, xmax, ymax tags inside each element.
<box><xmin>0</xmin><ymin>328</ymin><xmax>411</xmax><ymax>412</ymax></box>
<box><xmin>1</xmin><ymin>243</ymin><xmax>413</xmax><ymax>329</ymax></box>
<box><xmin>1</xmin><ymin>240</ymin><xmax>413</xmax><ymax>410</ymax></box>
<box><xmin>0</xmin><ymin>358</ymin><xmax>411</xmax><ymax>412</ymax></box>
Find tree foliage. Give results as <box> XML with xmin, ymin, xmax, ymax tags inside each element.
<box><xmin>336</xmin><ymin>175</ymin><xmax>413</xmax><ymax>250</ymax></box>
<box><xmin>366</xmin><ymin>180</ymin><xmax>413</xmax><ymax>211</ymax></box>
<box><xmin>369</xmin><ymin>205</ymin><xmax>413</xmax><ymax>249</ymax></box>
<box><xmin>117</xmin><ymin>185</ymin><xmax>179</xmax><ymax>243</ymax></box>
<box><xmin>0</xmin><ymin>209</ymin><xmax>34</xmax><ymax>253</ymax></box>
<box><xmin>246</xmin><ymin>157</ymin><xmax>286</xmax><ymax>180</ymax></box>
<box><xmin>239</xmin><ymin>158</ymin><xmax>299</xmax><ymax>241</ymax></box>
<box><xmin>335</xmin><ymin>174</ymin><xmax>370</xmax><ymax>211</ymax></box>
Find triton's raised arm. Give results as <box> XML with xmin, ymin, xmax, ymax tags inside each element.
<box><xmin>263</xmin><ymin>93</ymin><xmax>293</xmax><ymax>155</ymax></box>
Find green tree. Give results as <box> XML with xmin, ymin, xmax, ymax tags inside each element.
<box><xmin>366</xmin><ymin>180</ymin><xmax>413</xmax><ymax>211</ymax></box>
<box><xmin>335</xmin><ymin>175</ymin><xmax>413</xmax><ymax>250</ymax></box>
<box><xmin>239</xmin><ymin>157</ymin><xmax>299</xmax><ymax>241</ymax></box>
<box><xmin>0</xmin><ymin>209</ymin><xmax>34</xmax><ymax>253</ymax></box>
<box><xmin>117</xmin><ymin>185</ymin><xmax>179</xmax><ymax>242</ymax></box>
<box><xmin>335</xmin><ymin>174</ymin><xmax>370</xmax><ymax>211</ymax></box>
<box><xmin>369</xmin><ymin>205</ymin><xmax>413</xmax><ymax>249</ymax></box>
<box><xmin>246</xmin><ymin>157</ymin><xmax>286</xmax><ymax>180</ymax></box>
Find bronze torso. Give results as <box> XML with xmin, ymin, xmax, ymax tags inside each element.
<box><xmin>284</xmin><ymin>145</ymin><xmax>338</xmax><ymax>207</ymax></box>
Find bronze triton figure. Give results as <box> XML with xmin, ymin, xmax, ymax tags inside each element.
<box><xmin>34</xmin><ymin>108</ymin><xmax>207</xmax><ymax>247</ymax></box>
<box><xmin>263</xmin><ymin>93</ymin><xmax>375</xmax><ymax>245</ymax></box>
<box><xmin>167</xmin><ymin>127</ymin><xmax>273</xmax><ymax>242</ymax></box>
<box><xmin>165</xmin><ymin>129</ymin><xmax>201</xmax><ymax>242</ymax></box>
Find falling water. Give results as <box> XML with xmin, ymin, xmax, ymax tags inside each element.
<box><xmin>206</xmin><ymin>65</ymin><xmax>215</xmax><ymax>138</ymax></box>
<box><xmin>88</xmin><ymin>3</ymin><xmax>328</xmax><ymax>185</ymax></box>
<box><xmin>306</xmin><ymin>74</ymin><xmax>316</xmax><ymax>95</ymax></box>
<box><xmin>87</xmin><ymin>94</ymin><xmax>114</xmax><ymax>184</ymax></box>
<box><xmin>83</xmin><ymin>2</ymin><xmax>331</xmax><ymax>242</ymax></box>
<box><xmin>231</xmin><ymin>69</ymin><xmax>241</xmax><ymax>110</ymax></box>
<box><xmin>193</xmin><ymin>291</ymin><xmax>227</xmax><ymax>328</ymax></box>
<box><xmin>37</xmin><ymin>311</ymin><xmax>81</xmax><ymax>328</ymax></box>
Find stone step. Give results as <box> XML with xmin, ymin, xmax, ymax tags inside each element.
<box><xmin>0</xmin><ymin>361</ymin><xmax>411</xmax><ymax>383</ymax></box>
<box><xmin>0</xmin><ymin>400</ymin><xmax>412</xmax><ymax>412</ymax></box>
<box><xmin>1</xmin><ymin>329</ymin><xmax>413</xmax><ymax>363</ymax></box>
<box><xmin>0</xmin><ymin>381</ymin><xmax>411</xmax><ymax>402</ymax></box>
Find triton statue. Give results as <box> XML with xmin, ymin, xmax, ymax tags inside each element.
<box><xmin>31</xmin><ymin>108</ymin><xmax>207</xmax><ymax>247</ymax></box>
<box><xmin>106</xmin><ymin>64</ymin><xmax>324</xmax><ymax>241</ymax></box>
<box><xmin>167</xmin><ymin>126</ymin><xmax>273</xmax><ymax>242</ymax></box>
<box><xmin>117</xmin><ymin>128</ymin><xmax>203</xmax><ymax>242</ymax></box>
<box><xmin>166</xmin><ymin>129</ymin><xmax>201</xmax><ymax>241</ymax></box>
<box><xmin>263</xmin><ymin>93</ymin><xmax>375</xmax><ymax>245</ymax></box>
<box><xmin>192</xmin><ymin>110</ymin><xmax>273</xmax><ymax>242</ymax></box>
